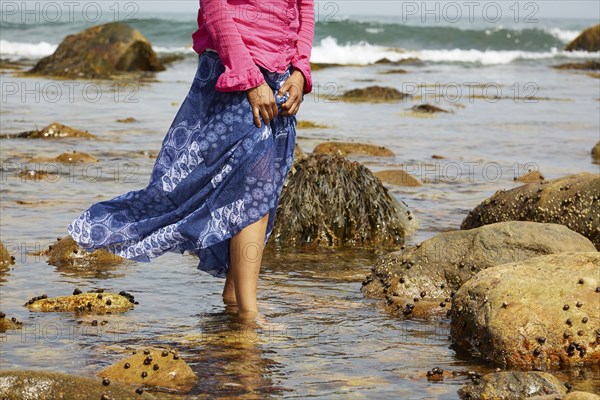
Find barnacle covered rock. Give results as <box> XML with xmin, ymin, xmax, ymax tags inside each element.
<box><xmin>462</xmin><ymin>173</ymin><xmax>600</xmax><ymax>249</ymax></box>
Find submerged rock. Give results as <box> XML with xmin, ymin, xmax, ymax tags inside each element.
<box><xmin>0</xmin><ymin>241</ymin><xmax>15</xmax><ymax>268</ymax></box>
<box><xmin>592</xmin><ymin>142</ymin><xmax>600</xmax><ymax>163</ymax></box>
<box><xmin>271</xmin><ymin>154</ymin><xmax>414</xmax><ymax>247</ymax></box>
<box><xmin>313</xmin><ymin>141</ymin><xmax>395</xmax><ymax>157</ymax></box>
<box><xmin>461</xmin><ymin>173</ymin><xmax>600</xmax><ymax>249</ymax></box>
<box><xmin>0</xmin><ymin>122</ymin><xmax>95</xmax><ymax>139</ymax></box>
<box><xmin>45</xmin><ymin>236</ymin><xmax>124</xmax><ymax>267</ymax></box>
<box><xmin>296</xmin><ymin>120</ymin><xmax>329</xmax><ymax>129</ymax></box>
<box><xmin>451</xmin><ymin>252</ymin><xmax>600</xmax><ymax>370</ymax></box>
<box><xmin>374</xmin><ymin>170</ymin><xmax>421</xmax><ymax>187</ymax></box>
<box><xmin>339</xmin><ymin>86</ymin><xmax>410</xmax><ymax>102</ymax></box>
<box><xmin>362</xmin><ymin>222</ymin><xmax>596</xmax><ymax>319</ymax></box>
<box><xmin>27</xmin><ymin>22</ymin><xmax>165</xmax><ymax>79</ymax></box>
<box><xmin>0</xmin><ymin>313</ymin><xmax>23</xmax><ymax>332</ymax></box>
<box><xmin>410</xmin><ymin>104</ymin><xmax>449</xmax><ymax>113</ymax></box>
<box><xmin>25</xmin><ymin>291</ymin><xmax>134</xmax><ymax>313</ymax></box>
<box><xmin>28</xmin><ymin>151</ymin><xmax>98</xmax><ymax>164</ymax></box>
<box><xmin>565</xmin><ymin>25</ymin><xmax>600</xmax><ymax>52</ymax></box>
<box><xmin>458</xmin><ymin>371</ymin><xmax>567</xmax><ymax>400</ymax></box>
<box><xmin>0</xmin><ymin>370</ymin><xmax>155</xmax><ymax>399</ymax></box>
<box><xmin>99</xmin><ymin>348</ymin><xmax>197</xmax><ymax>392</ymax></box>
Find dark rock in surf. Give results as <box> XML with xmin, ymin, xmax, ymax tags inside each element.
<box><xmin>565</xmin><ymin>25</ymin><xmax>600</xmax><ymax>52</ymax></box>
<box><xmin>27</xmin><ymin>22</ymin><xmax>165</xmax><ymax>79</ymax></box>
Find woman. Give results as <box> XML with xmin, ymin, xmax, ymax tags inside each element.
<box><xmin>67</xmin><ymin>0</ymin><xmax>314</xmax><ymax>320</ymax></box>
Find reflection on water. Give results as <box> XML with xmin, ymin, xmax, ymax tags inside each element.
<box><xmin>1</xmin><ymin>58</ymin><xmax>599</xmax><ymax>398</ymax></box>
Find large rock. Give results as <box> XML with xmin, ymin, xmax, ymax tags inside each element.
<box><xmin>0</xmin><ymin>122</ymin><xmax>95</xmax><ymax>139</ymax></box>
<box><xmin>99</xmin><ymin>348</ymin><xmax>197</xmax><ymax>392</ymax></box>
<box><xmin>458</xmin><ymin>371</ymin><xmax>567</xmax><ymax>400</ymax></box>
<box><xmin>0</xmin><ymin>370</ymin><xmax>155</xmax><ymax>399</ymax></box>
<box><xmin>461</xmin><ymin>173</ymin><xmax>600</xmax><ymax>249</ymax></box>
<box><xmin>592</xmin><ymin>142</ymin><xmax>600</xmax><ymax>164</ymax></box>
<box><xmin>45</xmin><ymin>236</ymin><xmax>123</xmax><ymax>267</ymax></box>
<box><xmin>451</xmin><ymin>252</ymin><xmax>600</xmax><ymax>370</ymax></box>
<box><xmin>566</xmin><ymin>25</ymin><xmax>600</xmax><ymax>52</ymax></box>
<box><xmin>361</xmin><ymin>222</ymin><xmax>596</xmax><ymax>319</ymax></box>
<box><xmin>28</xmin><ymin>22</ymin><xmax>165</xmax><ymax>79</ymax></box>
<box><xmin>25</xmin><ymin>290</ymin><xmax>135</xmax><ymax>313</ymax></box>
<box><xmin>313</xmin><ymin>141</ymin><xmax>394</xmax><ymax>157</ymax></box>
<box><xmin>271</xmin><ymin>154</ymin><xmax>414</xmax><ymax>247</ymax></box>
<box><xmin>374</xmin><ymin>170</ymin><xmax>421</xmax><ymax>187</ymax></box>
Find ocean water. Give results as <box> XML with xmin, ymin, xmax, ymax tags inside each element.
<box><xmin>1</xmin><ymin>8</ymin><xmax>599</xmax><ymax>399</ymax></box>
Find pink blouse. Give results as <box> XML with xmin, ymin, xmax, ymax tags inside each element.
<box><xmin>192</xmin><ymin>0</ymin><xmax>315</xmax><ymax>94</ymax></box>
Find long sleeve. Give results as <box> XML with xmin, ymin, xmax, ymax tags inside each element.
<box><xmin>291</xmin><ymin>0</ymin><xmax>315</xmax><ymax>94</ymax></box>
<box><xmin>200</xmin><ymin>0</ymin><xmax>265</xmax><ymax>92</ymax></box>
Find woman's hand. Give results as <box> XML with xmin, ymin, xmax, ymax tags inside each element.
<box><xmin>278</xmin><ymin>70</ymin><xmax>305</xmax><ymax>116</ymax></box>
<box><xmin>247</xmin><ymin>82</ymin><xmax>278</xmax><ymax>128</ymax></box>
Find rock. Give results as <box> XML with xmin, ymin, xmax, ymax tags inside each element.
<box><xmin>294</xmin><ymin>143</ymin><xmax>305</xmax><ymax>159</ymax></box>
<box><xmin>99</xmin><ymin>348</ymin><xmax>197</xmax><ymax>392</ymax></box>
<box><xmin>410</xmin><ymin>104</ymin><xmax>450</xmax><ymax>113</ymax></box>
<box><xmin>28</xmin><ymin>151</ymin><xmax>98</xmax><ymax>164</ymax></box>
<box><xmin>0</xmin><ymin>370</ymin><xmax>155</xmax><ymax>399</ymax></box>
<box><xmin>451</xmin><ymin>252</ymin><xmax>600</xmax><ymax>370</ymax></box>
<box><xmin>375</xmin><ymin>57</ymin><xmax>423</xmax><ymax>66</ymax></box>
<box><xmin>374</xmin><ymin>170</ymin><xmax>421</xmax><ymax>187</ymax></box>
<box><xmin>515</xmin><ymin>170</ymin><xmax>545</xmax><ymax>183</ymax></box>
<box><xmin>566</xmin><ymin>25</ymin><xmax>600</xmax><ymax>52</ymax></box>
<box><xmin>17</xmin><ymin>169</ymin><xmax>57</xmax><ymax>181</ymax></box>
<box><xmin>25</xmin><ymin>291</ymin><xmax>135</xmax><ymax>313</ymax></box>
<box><xmin>116</xmin><ymin>117</ymin><xmax>137</xmax><ymax>123</ymax></box>
<box><xmin>0</xmin><ymin>241</ymin><xmax>15</xmax><ymax>268</ymax></box>
<box><xmin>27</xmin><ymin>22</ymin><xmax>165</xmax><ymax>79</ymax></box>
<box><xmin>271</xmin><ymin>154</ymin><xmax>414</xmax><ymax>247</ymax></box>
<box><xmin>592</xmin><ymin>142</ymin><xmax>600</xmax><ymax>163</ymax></box>
<box><xmin>45</xmin><ymin>236</ymin><xmax>124</xmax><ymax>267</ymax></box>
<box><xmin>461</xmin><ymin>173</ymin><xmax>600</xmax><ymax>249</ymax></box>
<box><xmin>313</xmin><ymin>141</ymin><xmax>395</xmax><ymax>157</ymax></box>
<box><xmin>362</xmin><ymin>222</ymin><xmax>596</xmax><ymax>319</ymax></box>
<box><xmin>339</xmin><ymin>86</ymin><xmax>411</xmax><ymax>102</ymax></box>
<box><xmin>296</xmin><ymin>120</ymin><xmax>329</xmax><ymax>129</ymax></box>
<box><xmin>564</xmin><ymin>392</ymin><xmax>600</xmax><ymax>400</ymax></box>
<box><xmin>0</xmin><ymin>314</ymin><xmax>23</xmax><ymax>332</ymax></box>
<box><xmin>381</xmin><ymin>68</ymin><xmax>408</xmax><ymax>74</ymax></box>
<box><xmin>0</xmin><ymin>122</ymin><xmax>95</xmax><ymax>139</ymax></box>
<box><xmin>458</xmin><ymin>371</ymin><xmax>567</xmax><ymax>400</ymax></box>
<box><xmin>554</xmin><ymin>61</ymin><xmax>600</xmax><ymax>70</ymax></box>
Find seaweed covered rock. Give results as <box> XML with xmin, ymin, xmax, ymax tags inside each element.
<box><xmin>313</xmin><ymin>141</ymin><xmax>394</xmax><ymax>157</ymax></box>
<box><xmin>592</xmin><ymin>141</ymin><xmax>600</xmax><ymax>164</ymax></box>
<box><xmin>25</xmin><ymin>290</ymin><xmax>135</xmax><ymax>313</ymax></box>
<box><xmin>451</xmin><ymin>252</ymin><xmax>600</xmax><ymax>370</ymax></box>
<box><xmin>461</xmin><ymin>173</ymin><xmax>600</xmax><ymax>249</ymax></box>
<box><xmin>361</xmin><ymin>222</ymin><xmax>596</xmax><ymax>319</ymax></box>
<box><xmin>0</xmin><ymin>370</ymin><xmax>155</xmax><ymax>399</ymax></box>
<box><xmin>99</xmin><ymin>348</ymin><xmax>197</xmax><ymax>392</ymax></box>
<box><xmin>0</xmin><ymin>313</ymin><xmax>23</xmax><ymax>332</ymax></box>
<box><xmin>0</xmin><ymin>241</ymin><xmax>15</xmax><ymax>268</ymax></box>
<box><xmin>339</xmin><ymin>85</ymin><xmax>410</xmax><ymax>102</ymax></box>
<box><xmin>45</xmin><ymin>236</ymin><xmax>123</xmax><ymax>267</ymax></box>
<box><xmin>554</xmin><ymin>61</ymin><xmax>600</xmax><ymax>70</ymax></box>
<box><xmin>0</xmin><ymin>122</ymin><xmax>95</xmax><ymax>139</ymax></box>
<box><xmin>566</xmin><ymin>25</ymin><xmax>600</xmax><ymax>52</ymax></box>
<box><xmin>458</xmin><ymin>371</ymin><xmax>567</xmax><ymax>400</ymax></box>
<box><xmin>374</xmin><ymin>170</ymin><xmax>421</xmax><ymax>187</ymax></box>
<box><xmin>28</xmin><ymin>22</ymin><xmax>165</xmax><ymax>79</ymax></box>
<box><xmin>271</xmin><ymin>154</ymin><xmax>414</xmax><ymax>247</ymax></box>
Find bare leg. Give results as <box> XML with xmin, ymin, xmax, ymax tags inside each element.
<box><xmin>222</xmin><ymin>269</ymin><xmax>237</xmax><ymax>305</ymax></box>
<box><xmin>228</xmin><ymin>214</ymin><xmax>269</xmax><ymax>315</ymax></box>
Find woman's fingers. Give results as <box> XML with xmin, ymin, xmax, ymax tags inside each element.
<box><xmin>253</xmin><ymin>106</ymin><xmax>262</xmax><ymax>128</ymax></box>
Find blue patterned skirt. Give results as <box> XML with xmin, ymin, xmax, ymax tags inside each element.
<box><xmin>67</xmin><ymin>51</ymin><xmax>297</xmax><ymax>278</ymax></box>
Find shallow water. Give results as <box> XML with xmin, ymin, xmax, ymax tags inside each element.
<box><xmin>1</xmin><ymin>55</ymin><xmax>599</xmax><ymax>398</ymax></box>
